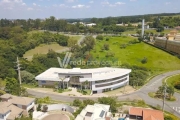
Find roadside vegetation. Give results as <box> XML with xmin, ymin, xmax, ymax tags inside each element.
<box><xmin>165</xmin><ymin>74</ymin><xmax>180</xmax><ymax>93</ymax></box>
<box><xmin>148</xmin><ymin>84</ymin><xmax>176</xmax><ymax>101</ymax></box>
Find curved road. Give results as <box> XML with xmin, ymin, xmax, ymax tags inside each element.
<box><xmin>28</xmin><ymin>71</ymin><xmax>180</xmax><ymax>117</ymax></box>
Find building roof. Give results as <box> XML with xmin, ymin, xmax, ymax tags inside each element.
<box><xmin>75</xmin><ymin>104</ymin><xmax>111</xmax><ymax>120</ymax></box>
<box><xmin>0</xmin><ymin>94</ymin><xmax>12</xmax><ymax>99</ymax></box>
<box><xmin>129</xmin><ymin>107</ymin><xmax>164</xmax><ymax>120</ymax></box>
<box><xmin>35</xmin><ymin>67</ymin><xmax>131</xmax><ymax>82</ymax></box>
<box><xmin>11</xmin><ymin>96</ymin><xmax>35</xmax><ymax>106</ymax></box>
<box><xmin>7</xmin><ymin>104</ymin><xmax>23</xmax><ymax>119</ymax></box>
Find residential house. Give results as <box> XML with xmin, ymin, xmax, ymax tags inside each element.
<box><xmin>75</xmin><ymin>103</ymin><xmax>112</xmax><ymax>120</ymax></box>
<box><xmin>0</xmin><ymin>94</ymin><xmax>35</xmax><ymax>120</ymax></box>
<box><xmin>129</xmin><ymin>107</ymin><xmax>164</xmax><ymax>120</ymax></box>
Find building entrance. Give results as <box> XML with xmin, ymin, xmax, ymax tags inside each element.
<box><xmin>69</xmin><ymin>76</ymin><xmax>81</xmax><ymax>88</ymax></box>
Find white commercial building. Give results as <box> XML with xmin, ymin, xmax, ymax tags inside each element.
<box><xmin>35</xmin><ymin>67</ymin><xmax>131</xmax><ymax>94</ymax></box>
<box><xmin>75</xmin><ymin>103</ymin><xmax>112</xmax><ymax>120</ymax></box>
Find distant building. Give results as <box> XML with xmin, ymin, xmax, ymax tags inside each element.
<box><xmin>154</xmin><ymin>30</ymin><xmax>180</xmax><ymax>54</ymax></box>
<box><xmin>86</xmin><ymin>23</ymin><xmax>96</xmax><ymax>27</ymax></box>
<box><xmin>75</xmin><ymin>103</ymin><xmax>112</xmax><ymax>120</ymax></box>
<box><xmin>35</xmin><ymin>67</ymin><xmax>131</xmax><ymax>94</ymax></box>
<box><xmin>0</xmin><ymin>94</ymin><xmax>35</xmax><ymax>120</ymax></box>
<box><xmin>175</xmin><ymin>26</ymin><xmax>180</xmax><ymax>30</ymax></box>
<box><xmin>129</xmin><ymin>107</ymin><xmax>164</xmax><ymax>120</ymax></box>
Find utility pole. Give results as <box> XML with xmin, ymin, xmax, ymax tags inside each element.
<box><xmin>16</xmin><ymin>57</ymin><xmax>22</xmax><ymax>85</ymax></box>
<box><xmin>162</xmin><ymin>85</ymin><xmax>167</xmax><ymax>112</ymax></box>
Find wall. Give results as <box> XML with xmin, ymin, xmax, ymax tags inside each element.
<box><xmin>26</xmin><ymin>102</ymin><xmax>35</xmax><ymax>111</ymax></box>
<box><xmin>154</xmin><ymin>38</ymin><xmax>180</xmax><ymax>55</ymax></box>
<box><xmin>91</xmin><ymin>74</ymin><xmax>129</xmax><ymax>93</ymax></box>
<box><xmin>0</xmin><ymin>111</ymin><xmax>11</xmax><ymax>120</ymax></box>
<box><xmin>47</xmin><ymin>104</ymin><xmax>74</xmax><ymax>113</ymax></box>
<box><xmin>38</xmin><ymin>80</ymin><xmax>56</xmax><ymax>87</ymax></box>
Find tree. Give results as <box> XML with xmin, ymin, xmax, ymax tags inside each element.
<box><xmin>5</xmin><ymin>77</ymin><xmax>20</xmax><ymax>95</ymax></box>
<box><xmin>104</xmin><ymin>43</ymin><xmax>109</xmax><ymax>50</ymax></box>
<box><xmin>96</xmin><ymin>35</ymin><xmax>103</xmax><ymax>40</ymax></box>
<box><xmin>73</xmin><ymin>99</ymin><xmax>82</xmax><ymax>107</ymax></box>
<box><xmin>167</xmin><ymin>86</ymin><xmax>174</xmax><ymax>99</ymax></box>
<box><xmin>80</xmin><ymin>36</ymin><xmax>95</xmax><ymax>53</ymax></box>
<box><xmin>98</xmin><ymin>97</ymin><xmax>117</xmax><ymax>113</ymax></box>
<box><xmin>21</xmin><ymin>71</ymin><xmax>35</xmax><ymax>84</ymax></box>
<box><xmin>83</xmin><ymin>80</ymin><xmax>89</xmax><ymax>89</ymax></box>
<box><xmin>37</xmin><ymin>104</ymin><xmax>42</xmax><ymax>111</ymax></box>
<box><xmin>83</xmin><ymin>99</ymin><xmax>95</xmax><ymax>106</ymax></box>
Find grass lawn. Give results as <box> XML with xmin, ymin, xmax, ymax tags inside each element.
<box><xmin>166</xmin><ymin>74</ymin><xmax>180</xmax><ymax>93</ymax></box>
<box><xmin>78</xmin><ymin>89</ymin><xmax>91</xmax><ymax>95</ymax></box>
<box><xmin>91</xmin><ymin>36</ymin><xmax>180</xmax><ymax>71</ymax></box>
<box><xmin>23</xmin><ymin>43</ymin><xmax>68</xmax><ymax>61</ymax></box>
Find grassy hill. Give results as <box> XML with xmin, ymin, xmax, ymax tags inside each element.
<box><xmin>91</xmin><ymin>36</ymin><xmax>180</xmax><ymax>71</ymax></box>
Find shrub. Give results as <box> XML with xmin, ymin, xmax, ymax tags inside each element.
<box><xmin>104</xmin><ymin>43</ymin><xmax>109</xmax><ymax>50</ymax></box>
<box><xmin>174</xmin><ymin>81</ymin><xmax>180</xmax><ymax>90</ymax></box>
<box><xmin>106</xmin><ymin>38</ymin><xmax>109</xmax><ymax>41</ymax></box>
<box><xmin>73</xmin><ymin>99</ymin><xmax>82</xmax><ymax>107</ymax></box>
<box><xmin>164</xmin><ymin>116</ymin><xmax>173</xmax><ymax>120</ymax></box>
<box><xmin>96</xmin><ymin>35</ymin><xmax>103</xmax><ymax>40</ymax></box>
<box><xmin>105</xmin><ymin>52</ymin><xmax>115</xmax><ymax>57</ymax></box>
<box><xmin>37</xmin><ymin>104</ymin><xmax>42</xmax><ymax>111</ymax></box>
<box><xmin>141</xmin><ymin>57</ymin><xmax>148</xmax><ymax>64</ymax></box>
<box><xmin>120</xmin><ymin>44</ymin><xmax>127</xmax><ymax>49</ymax></box>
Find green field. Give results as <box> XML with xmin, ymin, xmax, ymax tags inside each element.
<box><xmin>166</xmin><ymin>74</ymin><xmax>180</xmax><ymax>93</ymax></box>
<box><xmin>23</xmin><ymin>34</ymin><xmax>81</xmax><ymax>61</ymax></box>
<box><xmin>23</xmin><ymin>43</ymin><xmax>68</xmax><ymax>61</ymax></box>
<box><xmin>91</xmin><ymin>36</ymin><xmax>180</xmax><ymax>71</ymax></box>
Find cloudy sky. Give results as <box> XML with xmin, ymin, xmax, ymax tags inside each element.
<box><xmin>0</xmin><ymin>0</ymin><xmax>180</xmax><ymax>19</ymax></box>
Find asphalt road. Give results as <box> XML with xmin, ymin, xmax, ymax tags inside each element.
<box><xmin>27</xmin><ymin>70</ymin><xmax>180</xmax><ymax>118</ymax></box>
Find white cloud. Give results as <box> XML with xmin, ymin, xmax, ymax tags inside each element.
<box><xmin>101</xmin><ymin>1</ymin><xmax>110</xmax><ymax>5</ymax></box>
<box><xmin>21</xmin><ymin>2</ymin><xmax>26</xmax><ymax>6</ymax></box>
<box><xmin>27</xmin><ymin>7</ymin><xmax>33</xmax><ymax>10</ymax></box>
<box><xmin>72</xmin><ymin>4</ymin><xmax>90</xmax><ymax>8</ymax></box>
<box><xmin>89</xmin><ymin>1</ymin><xmax>94</xmax><ymax>4</ymax></box>
<box><xmin>33</xmin><ymin>3</ymin><xmax>36</xmax><ymax>6</ymax></box>
<box><xmin>115</xmin><ymin>2</ymin><xmax>125</xmax><ymax>5</ymax></box>
<box><xmin>66</xmin><ymin>0</ymin><xmax>75</xmax><ymax>3</ymax></box>
<box><xmin>130</xmin><ymin>0</ymin><xmax>137</xmax><ymax>1</ymax></box>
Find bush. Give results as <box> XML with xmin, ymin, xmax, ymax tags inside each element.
<box><xmin>106</xmin><ymin>38</ymin><xmax>109</xmax><ymax>41</ymax></box>
<box><xmin>174</xmin><ymin>81</ymin><xmax>180</xmax><ymax>90</ymax></box>
<box><xmin>164</xmin><ymin>116</ymin><xmax>173</xmax><ymax>120</ymax></box>
<box><xmin>96</xmin><ymin>35</ymin><xmax>104</xmax><ymax>40</ymax></box>
<box><xmin>104</xmin><ymin>43</ymin><xmax>109</xmax><ymax>50</ymax></box>
<box><xmin>141</xmin><ymin>57</ymin><xmax>148</xmax><ymax>64</ymax></box>
<box><xmin>120</xmin><ymin>44</ymin><xmax>127</xmax><ymax>49</ymax></box>
<box><xmin>105</xmin><ymin>52</ymin><xmax>115</xmax><ymax>57</ymax></box>
<box><xmin>73</xmin><ymin>99</ymin><xmax>82</xmax><ymax>107</ymax></box>
<box><xmin>37</xmin><ymin>104</ymin><xmax>42</xmax><ymax>111</ymax></box>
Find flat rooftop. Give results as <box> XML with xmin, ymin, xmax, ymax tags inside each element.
<box><xmin>35</xmin><ymin>67</ymin><xmax>131</xmax><ymax>82</ymax></box>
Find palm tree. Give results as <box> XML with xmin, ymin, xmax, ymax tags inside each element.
<box><xmin>83</xmin><ymin>80</ymin><xmax>89</xmax><ymax>90</ymax></box>
<box><xmin>59</xmin><ymin>77</ymin><xmax>66</xmax><ymax>89</ymax></box>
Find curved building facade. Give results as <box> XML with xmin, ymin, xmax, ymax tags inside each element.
<box><xmin>35</xmin><ymin>67</ymin><xmax>131</xmax><ymax>94</ymax></box>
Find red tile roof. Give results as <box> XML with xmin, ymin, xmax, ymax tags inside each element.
<box><xmin>129</xmin><ymin>107</ymin><xmax>164</xmax><ymax>120</ymax></box>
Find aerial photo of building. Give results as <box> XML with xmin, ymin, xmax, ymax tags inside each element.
<box><xmin>35</xmin><ymin>67</ymin><xmax>131</xmax><ymax>94</ymax></box>
<box><xmin>154</xmin><ymin>30</ymin><xmax>180</xmax><ymax>54</ymax></box>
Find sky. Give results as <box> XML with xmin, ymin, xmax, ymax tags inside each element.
<box><xmin>0</xmin><ymin>0</ymin><xmax>180</xmax><ymax>19</ymax></box>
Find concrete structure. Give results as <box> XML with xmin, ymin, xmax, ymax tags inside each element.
<box><xmin>154</xmin><ymin>30</ymin><xmax>180</xmax><ymax>54</ymax></box>
<box><xmin>86</xmin><ymin>23</ymin><xmax>96</xmax><ymax>27</ymax></box>
<box><xmin>129</xmin><ymin>107</ymin><xmax>164</xmax><ymax>120</ymax></box>
<box><xmin>75</xmin><ymin>103</ymin><xmax>112</xmax><ymax>120</ymax></box>
<box><xmin>142</xmin><ymin>19</ymin><xmax>145</xmax><ymax>37</ymax></box>
<box><xmin>35</xmin><ymin>67</ymin><xmax>131</xmax><ymax>94</ymax></box>
<box><xmin>0</xmin><ymin>94</ymin><xmax>35</xmax><ymax>120</ymax></box>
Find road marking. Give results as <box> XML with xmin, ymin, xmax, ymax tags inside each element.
<box><xmin>172</xmin><ymin>106</ymin><xmax>180</xmax><ymax>113</ymax></box>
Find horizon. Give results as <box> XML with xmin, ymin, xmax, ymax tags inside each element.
<box><xmin>0</xmin><ymin>0</ymin><xmax>180</xmax><ymax>19</ymax></box>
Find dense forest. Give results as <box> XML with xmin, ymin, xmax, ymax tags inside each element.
<box><xmin>1</xmin><ymin>13</ymin><xmax>180</xmax><ymax>34</ymax></box>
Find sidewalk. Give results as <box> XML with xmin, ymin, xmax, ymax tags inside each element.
<box><xmin>27</xmin><ymin>87</ymin><xmax>135</xmax><ymax>98</ymax></box>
